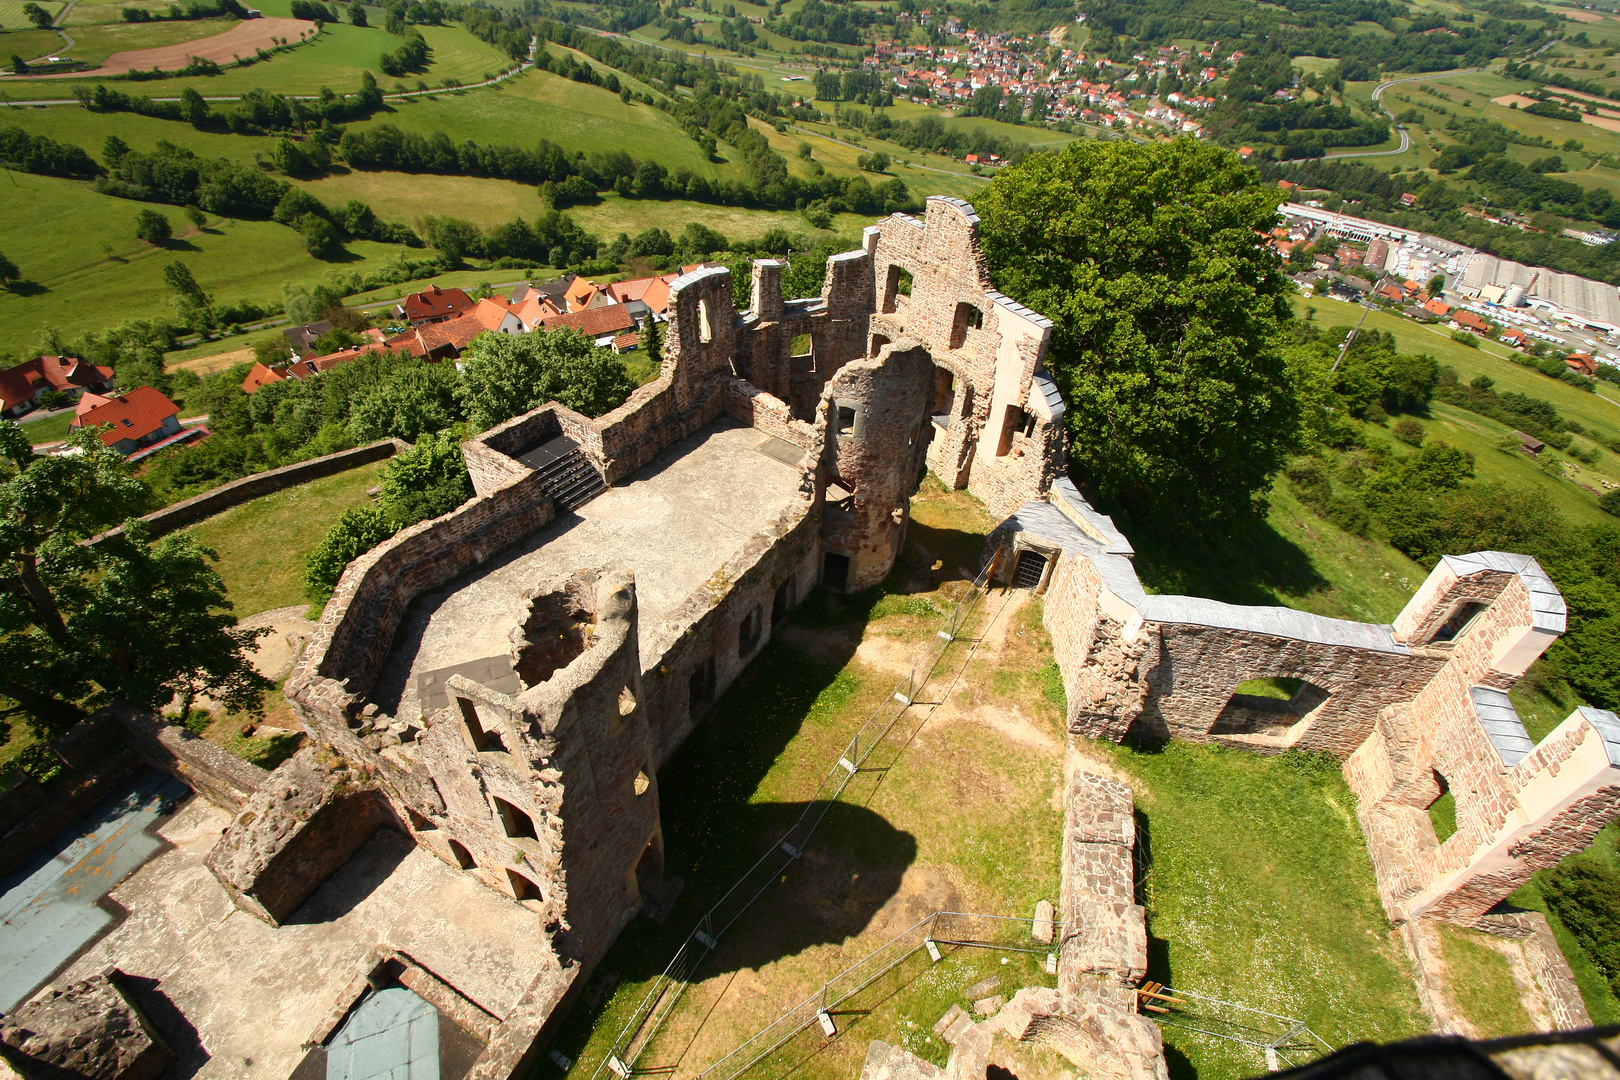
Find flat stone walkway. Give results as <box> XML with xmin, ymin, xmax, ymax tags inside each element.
<box><xmin>54</xmin><ymin>801</ymin><xmax>560</xmax><ymax>1079</ymax></box>
<box><xmin>376</xmin><ymin>420</ymin><xmax>803</xmax><ymax>721</ymax></box>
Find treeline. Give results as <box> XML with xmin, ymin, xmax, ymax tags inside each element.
<box><xmin>1289</xmin><ymin>323</ymin><xmax>1620</xmax><ymax>710</ymax></box>
<box><xmin>79</xmin><ymin>74</ymin><xmax>385</xmax><ymax>135</ymax></box>
<box><xmin>1208</xmin><ymin>54</ymin><xmax>1389</xmax><ymax>158</ymax></box>
<box><xmin>122</xmin><ymin>0</ymin><xmax>246</xmax><ymax>20</ymax></box>
<box><xmin>1503</xmin><ymin>60</ymin><xmax>1620</xmax><ymax>106</ymax></box>
<box><xmin>0</xmin><ymin>128</ymin><xmax>102</xmax><ymax>179</ymax></box>
<box><xmin>1083</xmin><ymin>0</ymin><xmax>1549</xmax><ymax>74</ymax></box>
<box><xmin>768</xmin><ymin>0</ymin><xmax>881</xmax><ymax>45</ymax></box>
<box><xmin>836</xmin><ymin>108</ymin><xmax>1030</xmax><ymax>162</ymax></box>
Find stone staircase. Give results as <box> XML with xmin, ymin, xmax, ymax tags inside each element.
<box><xmin>533</xmin><ymin>446</ymin><xmax>605</xmax><ymax>512</ymax></box>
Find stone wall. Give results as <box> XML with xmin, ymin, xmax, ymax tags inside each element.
<box><xmin>402</xmin><ymin>570</ymin><xmax>658</xmax><ymax>966</ymax></box>
<box><xmin>865</xmin><ymin>199</ymin><xmax>1060</xmax><ymax>518</ymax></box>
<box><xmin>818</xmin><ymin>341</ymin><xmax>935</xmax><ymax>591</ymax></box>
<box><xmin>85</xmin><ymin>439</ymin><xmax>405</xmax><ymax>546</ymax></box>
<box><xmin>720</xmin><ymin>376</ymin><xmax>816</xmax><ymax>450</ymax></box>
<box><xmin>1058</xmin><ymin>760</ymin><xmax>1147</xmax><ymax>991</ymax></box>
<box><xmin>110</xmin><ymin>703</ymin><xmax>268</xmax><ymax>810</ymax></box>
<box><xmin>206</xmin><ymin>745</ymin><xmax>385</xmax><ymax>925</ymax></box>
<box><xmin>0</xmin><ymin>970</ymin><xmax>175</xmax><ymax>1080</ymax></box>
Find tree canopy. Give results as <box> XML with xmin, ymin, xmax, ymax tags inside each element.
<box><xmin>0</xmin><ymin>423</ymin><xmax>269</xmax><ymax>727</ymax></box>
<box><xmin>457</xmin><ymin>327</ymin><xmax>638</xmax><ymax>431</ymax></box>
<box><xmin>976</xmin><ymin>138</ymin><xmax>1299</xmax><ymax>519</ymax></box>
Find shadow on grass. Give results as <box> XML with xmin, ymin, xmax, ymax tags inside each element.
<box><xmin>4</xmin><ymin>280</ymin><xmax>48</xmax><ymax>296</ymax></box>
<box><xmin>1118</xmin><ymin>508</ymin><xmax>1327</xmax><ymax>608</ymax></box>
<box><xmin>551</xmin><ymin>602</ymin><xmax>927</xmax><ymax>1057</ymax></box>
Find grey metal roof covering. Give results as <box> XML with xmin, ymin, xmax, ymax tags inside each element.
<box><xmin>829</xmin><ymin>249</ymin><xmax>868</xmax><ymax>263</ymax></box>
<box><xmin>1006</xmin><ymin>491</ymin><xmax>1407</xmax><ymax>651</ymax></box>
<box><xmin>1050</xmin><ymin>479</ymin><xmax>1130</xmax><ymax>554</ymax></box>
<box><xmin>985</xmin><ymin>289</ymin><xmax>1055</xmax><ymax>331</ymax></box>
<box><xmin>784</xmin><ymin>297</ymin><xmax>826</xmax><ymax>316</ymax></box>
<box><xmin>1576</xmin><ymin>706</ymin><xmax>1620</xmax><ymax>766</ymax></box>
<box><xmin>1031</xmin><ymin>370</ymin><xmax>1065</xmax><ymax>419</ymax></box>
<box><xmin>1442</xmin><ymin>552</ymin><xmax>1567</xmax><ymax>633</ymax></box>
<box><xmin>753</xmin><ymin>258</ymin><xmax>786</xmax><ymax>269</ymax></box>
<box><xmin>1470</xmin><ymin>686</ymin><xmax>1536</xmax><ymax>768</ymax></box>
<box><xmin>1136</xmin><ymin>595</ymin><xmax>1410</xmax><ymax>652</ymax></box>
<box><xmin>668</xmin><ymin>264</ymin><xmax>731</xmax><ymax>293</ymax></box>
<box><xmin>928</xmin><ymin>195</ymin><xmax>981</xmax><ymax>224</ymax></box>
<box><xmin>889</xmin><ymin>213</ymin><xmax>924</xmax><ymax>230</ymax></box>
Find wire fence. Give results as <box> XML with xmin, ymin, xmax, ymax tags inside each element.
<box><xmin>695</xmin><ymin>911</ymin><xmax>1059</xmax><ymax>1080</ymax></box>
<box><xmin>1148</xmin><ymin>986</ymin><xmax>1333</xmax><ymax>1071</ymax></box>
<box><xmin>594</xmin><ymin>550</ymin><xmax>1007</xmax><ymax>1080</ymax></box>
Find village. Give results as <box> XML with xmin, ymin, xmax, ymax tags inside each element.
<box><xmin>0</xmin><ymin>265</ymin><xmax>722</xmax><ymax>462</ymax></box>
<box><xmin>863</xmin><ymin>23</ymin><xmax>1227</xmax><ymax>139</ymax></box>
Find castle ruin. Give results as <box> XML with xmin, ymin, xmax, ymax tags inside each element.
<box><xmin>5</xmin><ymin>197</ymin><xmax>1617</xmax><ymax>1080</ymax></box>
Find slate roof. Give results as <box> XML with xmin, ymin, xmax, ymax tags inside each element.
<box><xmin>1441</xmin><ymin>551</ymin><xmax>1566</xmax><ymax>634</ymax></box>
<box><xmin>1469</xmin><ymin>686</ymin><xmax>1536</xmax><ymax>767</ymax></box>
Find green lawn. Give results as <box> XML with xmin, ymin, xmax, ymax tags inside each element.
<box><xmin>0</xmin><ymin>28</ymin><xmax>67</xmax><ymax>61</ymax></box>
<box><xmin>18</xmin><ymin>408</ymin><xmax>75</xmax><ymax>446</ymax></box>
<box><xmin>1096</xmin><ymin>741</ymin><xmax>1428</xmax><ymax>1079</ymax></box>
<box><xmin>177</xmin><ymin>457</ymin><xmax>387</xmax><ymax>618</ymax></box>
<box><xmin>1508</xmin><ymin>824</ymin><xmax>1620</xmax><ymax>1027</ymax></box>
<box><xmin>1436</xmin><ymin>926</ymin><xmax>1533</xmax><ymax>1038</ymax></box>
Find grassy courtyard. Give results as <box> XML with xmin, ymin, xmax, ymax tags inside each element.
<box><xmin>179</xmin><ymin>457</ymin><xmax>388</xmax><ymax>618</ymax></box>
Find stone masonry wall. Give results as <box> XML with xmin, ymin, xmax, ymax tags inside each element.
<box><xmin>84</xmin><ymin>439</ymin><xmax>406</xmax><ymax>547</ymax></box>
<box><xmin>819</xmin><ymin>342</ymin><xmax>935</xmax><ymax>591</ymax></box>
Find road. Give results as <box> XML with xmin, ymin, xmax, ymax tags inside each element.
<box><xmin>1</xmin><ymin>32</ymin><xmax>536</xmax><ymax>106</ymax></box>
<box><xmin>1325</xmin><ymin>40</ymin><xmax>1558</xmax><ymax>161</ymax></box>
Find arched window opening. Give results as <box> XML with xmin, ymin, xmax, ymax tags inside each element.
<box><xmin>1430</xmin><ymin>601</ymin><xmax>1489</xmax><ymax>645</ymax></box>
<box><xmin>634</xmin><ymin>768</ymin><xmax>652</xmax><ymax>797</ymax></box>
<box><xmin>448</xmin><ymin>839</ymin><xmax>477</xmax><ymax>869</ymax></box>
<box><xmin>698</xmin><ymin>298</ymin><xmax>713</xmax><ymax>343</ymax></box>
<box><xmin>494</xmin><ymin>796</ymin><xmax>538</xmax><ymax>840</ymax></box>
<box><xmin>739</xmin><ymin>606</ymin><xmax>763</xmax><ymax>656</ymax></box>
<box><xmin>950</xmin><ymin>302</ymin><xmax>982</xmax><ymax>349</ymax></box>
<box><xmin>619</xmin><ymin>686</ymin><xmax>638</xmax><ymax>716</ymax></box>
<box><xmin>458</xmin><ymin>697</ymin><xmax>506</xmax><ymax>754</ymax></box>
<box><xmin>507</xmin><ymin>869</ymin><xmax>542</xmax><ymax>902</ymax></box>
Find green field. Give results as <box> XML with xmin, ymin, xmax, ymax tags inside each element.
<box><xmin>0</xmin><ymin>20</ymin><xmax>515</xmax><ymax>99</ymax></box>
<box><xmin>348</xmin><ymin>66</ymin><xmax>723</xmax><ymax>179</ymax></box>
<box><xmin>180</xmin><ymin>457</ymin><xmax>388</xmax><ymax>617</ymax></box>
<box><xmin>0</xmin><ymin>0</ymin><xmax>61</xmax><ymax>27</ymax></box>
<box><xmin>0</xmin><ymin>28</ymin><xmax>66</xmax><ymax>61</ymax></box>
<box><xmin>1096</xmin><ymin>740</ymin><xmax>1428</xmax><ymax>1078</ymax></box>
<box><xmin>0</xmin><ymin>171</ymin><xmax>427</xmax><ymax>349</ymax></box>
<box><xmin>17</xmin><ymin>408</ymin><xmax>75</xmax><ymax>445</ymax></box>
<box><xmin>64</xmin><ymin>16</ymin><xmax>240</xmax><ymax>66</ymax></box>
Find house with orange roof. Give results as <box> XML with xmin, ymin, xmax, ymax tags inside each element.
<box><xmin>563</xmin><ymin>277</ymin><xmax>619</xmax><ymax>313</ymax></box>
<box><xmin>1450</xmin><ymin>311</ymin><xmax>1490</xmax><ymax>335</ymax></box>
<box><xmin>70</xmin><ymin>386</ymin><xmax>192</xmax><ymax>457</ymax></box>
<box><xmin>510</xmin><ymin>295</ymin><xmax>564</xmax><ymax>331</ymax></box>
<box><xmin>397</xmin><ymin>285</ymin><xmax>475</xmax><ymax>326</ymax></box>
<box><xmin>1500</xmin><ymin>328</ymin><xmax>1526</xmax><ymax>347</ymax></box>
<box><xmin>603</xmin><ymin>274</ymin><xmax>676</xmax><ymax>320</ymax></box>
<box><xmin>1567</xmin><ymin>352</ymin><xmax>1598</xmax><ymax>376</ymax></box>
<box><xmin>538</xmin><ymin>305</ymin><xmax>637</xmax><ymax>346</ymax></box>
<box><xmin>240</xmin><ymin>359</ymin><xmax>320</xmax><ymax>395</ymax></box>
<box><xmin>467</xmin><ymin>298</ymin><xmax>526</xmax><ymax>336</ymax></box>
<box><xmin>0</xmin><ymin>355</ymin><xmax>115</xmax><ymax>418</ymax></box>
<box><xmin>1422</xmin><ymin>297</ymin><xmax>1452</xmax><ymax>318</ymax></box>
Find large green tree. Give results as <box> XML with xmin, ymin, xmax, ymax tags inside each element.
<box><xmin>0</xmin><ymin>423</ymin><xmax>270</xmax><ymax>726</ymax></box>
<box><xmin>457</xmin><ymin>328</ymin><xmax>637</xmax><ymax>432</ymax></box>
<box><xmin>976</xmin><ymin>138</ymin><xmax>1301</xmax><ymax>519</ymax></box>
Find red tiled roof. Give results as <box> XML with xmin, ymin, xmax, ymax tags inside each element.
<box><xmin>417</xmin><ymin>318</ymin><xmax>491</xmax><ymax>355</ymax></box>
<box><xmin>1451</xmin><ymin>311</ymin><xmax>1488</xmax><ymax>332</ymax></box>
<box><xmin>0</xmin><ymin>355</ymin><xmax>114</xmax><ymax>412</ymax></box>
<box><xmin>71</xmin><ymin>386</ymin><xmax>178</xmax><ymax>446</ymax></box>
<box><xmin>401</xmin><ymin>285</ymin><xmax>475</xmax><ymax>322</ymax></box>
<box><xmin>538</xmin><ymin>306</ymin><xmax>637</xmax><ymax>338</ymax></box>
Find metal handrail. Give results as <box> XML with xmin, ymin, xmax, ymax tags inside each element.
<box><xmin>591</xmin><ymin>550</ymin><xmax>1006</xmax><ymax>1079</ymax></box>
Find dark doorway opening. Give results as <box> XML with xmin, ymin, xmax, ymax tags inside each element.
<box><xmin>1013</xmin><ymin>550</ymin><xmax>1048</xmax><ymax>589</ymax></box>
<box><xmin>823</xmin><ymin>552</ymin><xmax>851</xmax><ymax>592</ymax></box>
<box><xmin>688</xmin><ymin>656</ymin><xmax>717</xmax><ymax>715</ymax></box>
<box><xmin>772</xmin><ymin>578</ymin><xmax>795</xmax><ymax>627</ymax></box>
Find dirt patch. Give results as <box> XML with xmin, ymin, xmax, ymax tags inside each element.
<box><xmin>1558</xmin><ymin>7</ymin><xmax>1605</xmax><ymax>21</ymax></box>
<box><xmin>1585</xmin><ymin>113</ymin><xmax>1620</xmax><ymax>133</ymax></box>
<box><xmin>1491</xmin><ymin>94</ymin><xmax>1540</xmax><ymax>108</ymax></box>
<box><xmin>237</xmin><ymin>604</ymin><xmax>317</xmax><ymax>682</ymax></box>
<box><xmin>173</xmin><ymin>345</ymin><xmax>254</xmax><ymax>375</ymax></box>
<box><xmin>12</xmin><ymin>16</ymin><xmax>315</xmax><ymax>77</ymax></box>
